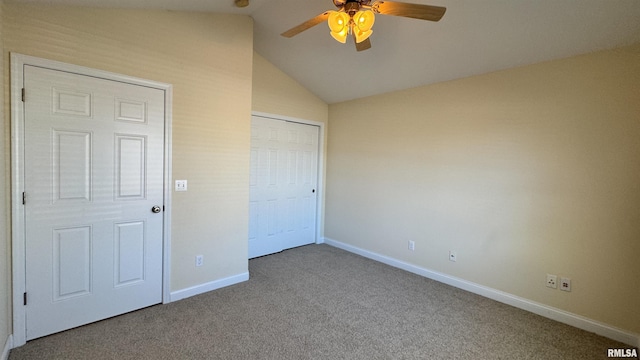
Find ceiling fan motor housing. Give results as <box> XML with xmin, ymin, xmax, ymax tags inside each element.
<box><xmin>234</xmin><ymin>0</ymin><xmax>249</xmax><ymax>8</ymax></box>
<box><xmin>334</xmin><ymin>0</ymin><xmax>372</xmax><ymax>9</ymax></box>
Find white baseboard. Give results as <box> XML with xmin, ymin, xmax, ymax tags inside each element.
<box><xmin>324</xmin><ymin>238</ymin><xmax>640</xmax><ymax>348</ymax></box>
<box><xmin>169</xmin><ymin>272</ymin><xmax>249</xmax><ymax>302</ymax></box>
<box><xmin>2</xmin><ymin>335</ymin><xmax>12</xmax><ymax>360</ymax></box>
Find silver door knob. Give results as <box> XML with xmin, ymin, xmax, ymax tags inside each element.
<box><xmin>151</xmin><ymin>205</ymin><xmax>161</xmax><ymax>213</ymax></box>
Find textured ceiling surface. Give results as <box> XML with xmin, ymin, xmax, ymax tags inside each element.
<box><xmin>9</xmin><ymin>0</ymin><xmax>640</xmax><ymax>103</ymax></box>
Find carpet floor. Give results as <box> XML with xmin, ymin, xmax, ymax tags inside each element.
<box><xmin>8</xmin><ymin>244</ymin><xmax>635</xmax><ymax>359</ymax></box>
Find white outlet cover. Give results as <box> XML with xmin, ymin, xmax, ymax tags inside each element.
<box><xmin>175</xmin><ymin>180</ymin><xmax>187</xmax><ymax>192</ymax></box>
<box><xmin>560</xmin><ymin>277</ymin><xmax>571</xmax><ymax>292</ymax></box>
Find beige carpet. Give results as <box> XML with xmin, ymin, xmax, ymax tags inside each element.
<box><xmin>9</xmin><ymin>244</ymin><xmax>635</xmax><ymax>359</ymax></box>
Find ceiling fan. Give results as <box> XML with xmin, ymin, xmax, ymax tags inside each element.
<box><xmin>281</xmin><ymin>0</ymin><xmax>446</xmax><ymax>52</ymax></box>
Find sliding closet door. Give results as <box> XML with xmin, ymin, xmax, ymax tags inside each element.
<box><xmin>249</xmin><ymin>116</ymin><xmax>319</xmax><ymax>259</ymax></box>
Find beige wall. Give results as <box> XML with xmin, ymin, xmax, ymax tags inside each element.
<box><xmin>2</xmin><ymin>4</ymin><xmax>254</xmax><ymax>297</ymax></box>
<box><xmin>326</xmin><ymin>44</ymin><xmax>640</xmax><ymax>334</ymax></box>
<box><xmin>251</xmin><ymin>51</ymin><xmax>329</xmax><ymax>238</ymax></box>
<box><xmin>252</xmin><ymin>51</ymin><xmax>328</xmax><ymax>124</ymax></box>
<box><xmin>0</xmin><ymin>1</ymin><xmax>10</xmax><ymax>350</ymax></box>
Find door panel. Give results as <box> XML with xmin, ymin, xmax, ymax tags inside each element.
<box><xmin>115</xmin><ymin>135</ymin><xmax>147</xmax><ymax>199</ymax></box>
<box><xmin>53</xmin><ymin>130</ymin><xmax>92</xmax><ymax>202</ymax></box>
<box><xmin>24</xmin><ymin>65</ymin><xmax>165</xmax><ymax>340</ymax></box>
<box><xmin>52</xmin><ymin>226</ymin><xmax>92</xmax><ymax>301</ymax></box>
<box><xmin>248</xmin><ymin>117</ymin><xmax>319</xmax><ymax>258</ymax></box>
<box><xmin>114</xmin><ymin>221</ymin><xmax>146</xmax><ymax>287</ymax></box>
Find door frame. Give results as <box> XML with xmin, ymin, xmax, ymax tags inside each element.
<box><xmin>250</xmin><ymin>111</ymin><xmax>326</xmax><ymax>249</ymax></box>
<box><xmin>10</xmin><ymin>53</ymin><xmax>173</xmax><ymax>347</ymax></box>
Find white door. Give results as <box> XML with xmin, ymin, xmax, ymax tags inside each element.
<box><xmin>23</xmin><ymin>65</ymin><xmax>165</xmax><ymax>340</ymax></box>
<box><xmin>249</xmin><ymin>117</ymin><xmax>319</xmax><ymax>258</ymax></box>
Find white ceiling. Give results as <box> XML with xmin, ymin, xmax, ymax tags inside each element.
<box><xmin>9</xmin><ymin>0</ymin><xmax>640</xmax><ymax>103</ymax></box>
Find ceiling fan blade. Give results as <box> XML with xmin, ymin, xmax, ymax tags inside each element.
<box><xmin>372</xmin><ymin>1</ymin><xmax>446</xmax><ymax>21</ymax></box>
<box><xmin>281</xmin><ymin>11</ymin><xmax>331</xmax><ymax>38</ymax></box>
<box><xmin>355</xmin><ymin>37</ymin><xmax>372</xmax><ymax>52</ymax></box>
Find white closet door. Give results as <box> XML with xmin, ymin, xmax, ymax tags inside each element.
<box><xmin>249</xmin><ymin>117</ymin><xmax>319</xmax><ymax>259</ymax></box>
<box><xmin>23</xmin><ymin>65</ymin><xmax>165</xmax><ymax>340</ymax></box>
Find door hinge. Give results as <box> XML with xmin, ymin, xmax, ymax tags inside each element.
<box><xmin>23</xmin><ymin>292</ymin><xmax>27</xmax><ymax>306</ymax></box>
<box><xmin>22</xmin><ymin>88</ymin><xmax>25</xmax><ymax>102</ymax></box>
<box><xmin>22</xmin><ymin>192</ymin><xmax>26</xmax><ymax>205</ymax></box>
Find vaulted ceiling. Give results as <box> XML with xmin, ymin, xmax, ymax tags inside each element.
<box><xmin>9</xmin><ymin>0</ymin><xmax>640</xmax><ymax>103</ymax></box>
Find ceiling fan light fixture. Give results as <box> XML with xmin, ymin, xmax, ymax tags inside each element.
<box><xmin>354</xmin><ymin>10</ymin><xmax>375</xmax><ymax>31</ymax></box>
<box><xmin>328</xmin><ymin>11</ymin><xmax>350</xmax><ymax>43</ymax></box>
<box><xmin>353</xmin><ymin>28</ymin><xmax>373</xmax><ymax>43</ymax></box>
<box><xmin>352</xmin><ymin>10</ymin><xmax>374</xmax><ymax>43</ymax></box>
<box><xmin>331</xmin><ymin>30</ymin><xmax>349</xmax><ymax>43</ymax></box>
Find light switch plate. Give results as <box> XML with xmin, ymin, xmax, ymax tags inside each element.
<box><xmin>175</xmin><ymin>180</ymin><xmax>187</xmax><ymax>192</ymax></box>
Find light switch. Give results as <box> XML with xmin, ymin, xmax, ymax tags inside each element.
<box><xmin>175</xmin><ymin>180</ymin><xmax>187</xmax><ymax>192</ymax></box>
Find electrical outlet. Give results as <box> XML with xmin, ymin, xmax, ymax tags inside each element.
<box><xmin>560</xmin><ymin>277</ymin><xmax>571</xmax><ymax>292</ymax></box>
<box><xmin>546</xmin><ymin>274</ymin><xmax>557</xmax><ymax>289</ymax></box>
<box><xmin>449</xmin><ymin>251</ymin><xmax>457</xmax><ymax>262</ymax></box>
<box><xmin>408</xmin><ymin>240</ymin><xmax>415</xmax><ymax>251</ymax></box>
<box><xmin>195</xmin><ymin>255</ymin><xmax>204</xmax><ymax>267</ymax></box>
